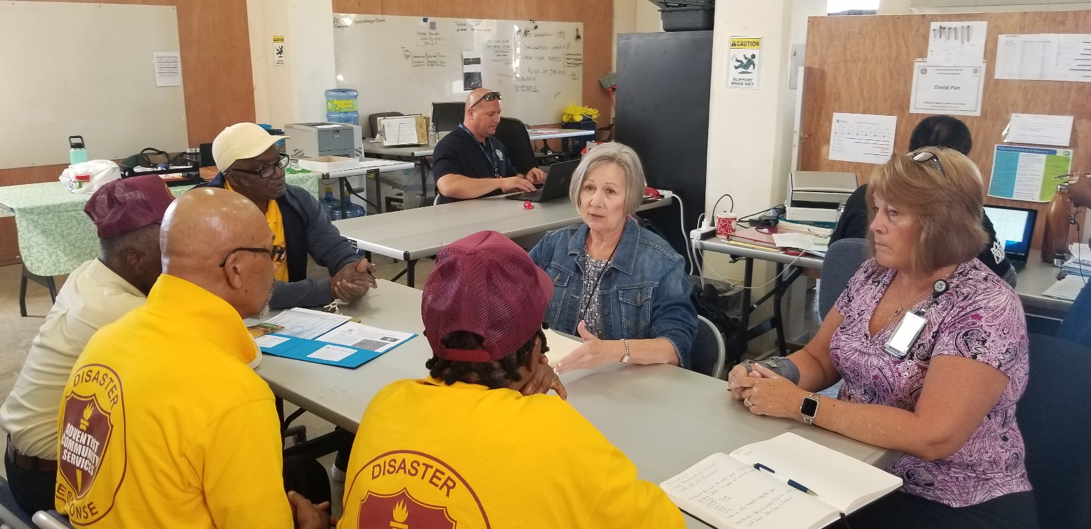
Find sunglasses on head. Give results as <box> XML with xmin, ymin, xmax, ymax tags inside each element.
<box><xmin>470</xmin><ymin>91</ymin><xmax>502</xmax><ymax>109</ymax></box>
<box><xmin>911</xmin><ymin>150</ymin><xmax>946</xmax><ymax>177</ymax></box>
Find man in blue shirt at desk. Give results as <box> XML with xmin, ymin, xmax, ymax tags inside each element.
<box><xmin>432</xmin><ymin>88</ymin><xmax>546</xmax><ymax>204</ymax></box>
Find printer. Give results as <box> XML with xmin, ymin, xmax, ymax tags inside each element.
<box><xmin>283</xmin><ymin>122</ymin><xmax>363</xmax><ymax>160</ymax></box>
<box><xmin>785</xmin><ymin>171</ymin><xmax>858</xmax><ymax>224</ymax></box>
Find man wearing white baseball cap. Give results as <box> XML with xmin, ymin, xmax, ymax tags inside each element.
<box><xmin>198</xmin><ymin>122</ymin><xmax>376</xmax><ymax>310</ymax></box>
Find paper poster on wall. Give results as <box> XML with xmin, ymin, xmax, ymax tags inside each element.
<box><xmin>909</xmin><ymin>61</ymin><xmax>985</xmax><ymax>116</ymax></box>
<box><xmin>927</xmin><ymin>21</ymin><xmax>987</xmax><ymax>66</ymax></box>
<box><xmin>727</xmin><ymin>37</ymin><xmax>761</xmax><ymax>90</ymax></box>
<box><xmin>462</xmin><ymin>52</ymin><xmax>482</xmax><ymax>90</ymax></box>
<box><xmin>828</xmin><ymin>113</ymin><xmax>898</xmax><ymax>165</ymax></box>
<box><xmin>153</xmin><ymin>51</ymin><xmax>181</xmax><ymax>87</ymax></box>
<box><xmin>273</xmin><ymin>35</ymin><xmax>286</xmax><ymax>67</ymax></box>
<box><xmin>995</xmin><ymin>34</ymin><xmax>1091</xmax><ymax>82</ymax></box>
<box><xmin>988</xmin><ymin>145</ymin><xmax>1073</xmax><ymax>202</ymax></box>
<box><xmin>1003</xmin><ymin>113</ymin><xmax>1073</xmax><ymax>147</ymax></box>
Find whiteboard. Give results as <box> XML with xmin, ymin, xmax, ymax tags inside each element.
<box><xmin>0</xmin><ymin>2</ymin><xmax>187</xmax><ymax>169</ymax></box>
<box><xmin>333</xmin><ymin>14</ymin><xmax>584</xmax><ymax>129</ymax></box>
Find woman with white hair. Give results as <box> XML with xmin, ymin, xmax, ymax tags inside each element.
<box><xmin>529</xmin><ymin>142</ymin><xmax>697</xmax><ymax>374</ymax></box>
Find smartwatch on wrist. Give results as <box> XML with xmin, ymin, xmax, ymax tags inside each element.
<box><xmin>800</xmin><ymin>393</ymin><xmax>820</xmax><ymax>425</ymax></box>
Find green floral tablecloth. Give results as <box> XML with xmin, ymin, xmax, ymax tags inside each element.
<box><xmin>0</xmin><ymin>173</ymin><xmax>319</xmax><ymax>277</ymax></box>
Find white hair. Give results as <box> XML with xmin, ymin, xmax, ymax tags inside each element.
<box><xmin>567</xmin><ymin>142</ymin><xmax>646</xmax><ymax>217</ymax></box>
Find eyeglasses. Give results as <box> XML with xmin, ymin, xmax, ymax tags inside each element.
<box><xmin>218</xmin><ymin>245</ymin><xmax>286</xmax><ymax>267</ymax></box>
<box><xmin>911</xmin><ymin>150</ymin><xmax>946</xmax><ymax>177</ymax></box>
<box><xmin>469</xmin><ymin>91</ymin><xmax>502</xmax><ymax>109</ymax></box>
<box><xmin>229</xmin><ymin>153</ymin><xmax>290</xmax><ymax>179</ymax></box>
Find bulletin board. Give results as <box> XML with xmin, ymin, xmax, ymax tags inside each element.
<box><xmin>801</xmin><ymin>11</ymin><xmax>1091</xmax><ymax>248</ymax></box>
<box><xmin>0</xmin><ymin>2</ymin><xmax>188</xmax><ymax>169</ymax></box>
<box><xmin>332</xmin><ymin>14</ymin><xmax>584</xmax><ymax>128</ymax></box>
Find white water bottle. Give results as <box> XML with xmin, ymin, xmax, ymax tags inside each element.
<box><xmin>428</xmin><ymin>122</ymin><xmax>437</xmax><ymax>146</ymax></box>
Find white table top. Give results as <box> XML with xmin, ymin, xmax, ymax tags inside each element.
<box><xmin>256</xmin><ymin>279</ymin><xmax>896</xmax><ymax>528</ymax></box>
<box><xmin>334</xmin><ymin>195</ymin><xmax>671</xmax><ymax>261</ymax></box>
<box><xmin>528</xmin><ymin>127</ymin><xmax>597</xmax><ymax>140</ymax></box>
<box><xmin>363</xmin><ymin>140</ymin><xmax>433</xmax><ymax>158</ymax></box>
<box><xmin>696</xmin><ymin>237</ymin><xmax>825</xmax><ymax>270</ymax></box>
<box><xmin>316</xmin><ymin>159</ymin><xmax>415</xmax><ymax>178</ymax></box>
<box><xmin>698</xmin><ymin>238</ymin><xmax>1073</xmax><ymax>317</ymax></box>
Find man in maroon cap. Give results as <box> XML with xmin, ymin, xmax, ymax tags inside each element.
<box><xmin>0</xmin><ymin>175</ymin><xmax>174</xmax><ymax>514</ymax></box>
<box><xmin>335</xmin><ymin>231</ymin><xmax>685</xmax><ymax>529</ymax></box>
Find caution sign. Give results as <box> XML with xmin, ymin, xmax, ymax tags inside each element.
<box><xmin>728</xmin><ymin>37</ymin><xmax>761</xmax><ymax>90</ymax></box>
<box><xmin>273</xmin><ymin>35</ymin><xmax>286</xmax><ymax>66</ymax></box>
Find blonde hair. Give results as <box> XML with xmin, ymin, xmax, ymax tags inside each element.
<box><xmin>866</xmin><ymin>147</ymin><xmax>987</xmax><ymax>274</ymax></box>
<box><xmin>568</xmin><ymin>142</ymin><xmax>646</xmax><ymax>217</ymax></box>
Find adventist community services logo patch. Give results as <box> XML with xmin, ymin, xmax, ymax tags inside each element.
<box><xmin>56</xmin><ymin>364</ymin><xmax>126</xmax><ymax>524</ymax></box>
<box><xmin>351</xmin><ymin>450</ymin><xmax>490</xmax><ymax>529</ymax></box>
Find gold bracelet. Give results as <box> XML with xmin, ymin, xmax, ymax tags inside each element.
<box><xmin>620</xmin><ymin>339</ymin><xmax>631</xmax><ymax>364</ymax></box>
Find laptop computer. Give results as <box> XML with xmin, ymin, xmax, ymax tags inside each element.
<box><xmin>506</xmin><ymin>159</ymin><xmax>579</xmax><ymax>203</ymax></box>
<box><xmin>983</xmin><ymin>205</ymin><xmax>1038</xmax><ymax>272</ymax></box>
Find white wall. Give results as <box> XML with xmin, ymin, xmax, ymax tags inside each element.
<box><xmin>248</xmin><ymin>0</ymin><xmax>337</xmax><ymax>128</ymax></box>
<box><xmin>613</xmin><ymin>0</ymin><xmax>663</xmax><ymax>70</ymax></box>
<box><xmin>702</xmin><ymin>0</ymin><xmax>826</xmax><ymax>285</ymax></box>
<box><xmin>881</xmin><ymin>0</ymin><xmax>1091</xmax><ymax>12</ymax></box>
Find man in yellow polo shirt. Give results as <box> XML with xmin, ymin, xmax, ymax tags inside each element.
<box><xmin>200</xmin><ymin>122</ymin><xmax>377</xmax><ymax>310</ymax></box>
<box><xmin>336</xmin><ymin>231</ymin><xmax>684</xmax><ymax>529</ymax></box>
<box><xmin>55</xmin><ymin>188</ymin><xmax>329</xmax><ymax>528</ymax></box>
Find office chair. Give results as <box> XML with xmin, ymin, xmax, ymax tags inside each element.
<box><xmin>0</xmin><ymin>476</ymin><xmax>34</xmax><ymax>529</ymax></box>
<box><xmin>1055</xmin><ymin>279</ymin><xmax>1091</xmax><ymax>348</ymax></box>
<box><xmin>818</xmin><ymin>238</ymin><xmax>867</xmax><ymax>319</ymax></box>
<box><xmin>493</xmin><ymin>117</ymin><xmax>539</xmax><ymax>175</ymax></box>
<box><xmin>367</xmin><ymin>112</ymin><xmax>404</xmax><ymax>138</ymax></box>
<box><xmin>1019</xmin><ymin>334</ymin><xmax>1091</xmax><ymax>528</ymax></box>
<box><xmin>689</xmin><ymin>316</ymin><xmax>726</xmax><ymax>379</ymax></box>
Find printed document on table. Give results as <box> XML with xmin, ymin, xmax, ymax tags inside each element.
<box><xmin>828</xmin><ymin>113</ymin><xmax>898</xmax><ymax>165</ymax></box>
<box><xmin>927</xmin><ymin>21</ymin><xmax>987</xmax><ymax>66</ymax></box>
<box><xmin>1043</xmin><ymin>275</ymin><xmax>1085</xmax><ymax>302</ymax></box>
<box><xmin>315</xmin><ymin>322</ymin><xmax>414</xmax><ymax>353</ymax></box>
<box><xmin>1004</xmin><ymin>114</ymin><xmax>1074</xmax><ymax>147</ymax></box>
<box><xmin>263</xmin><ymin>308</ymin><xmax>352</xmax><ymax>340</ymax></box>
<box><xmin>987</xmin><ymin>145</ymin><xmax>1073</xmax><ymax>202</ymax></box>
<box><xmin>909</xmin><ymin>61</ymin><xmax>986</xmax><ymax>116</ymax></box>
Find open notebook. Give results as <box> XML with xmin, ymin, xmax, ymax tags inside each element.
<box><xmin>661</xmin><ymin>433</ymin><xmax>901</xmax><ymax>529</ymax></box>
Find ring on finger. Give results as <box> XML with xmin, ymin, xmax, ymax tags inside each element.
<box><xmin>744</xmin><ymin>396</ymin><xmax>753</xmax><ymax>407</ymax></box>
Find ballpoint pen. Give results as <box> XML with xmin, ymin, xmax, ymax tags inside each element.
<box><xmin>753</xmin><ymin>463</ymin><xmax>818</xmax><ymax>496</ymax></box>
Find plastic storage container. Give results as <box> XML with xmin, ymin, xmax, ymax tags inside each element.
<box><xmin>660</xmin><ymin>6</ymin><xmax>715</xmax><ymax>32</ymax></box>
<box><xmin>326</xmin><ymin>89</ymin><xmax>359</xmax><ymax>125</ymax></box>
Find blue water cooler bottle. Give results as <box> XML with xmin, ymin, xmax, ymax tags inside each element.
<box><xmin>326</xmin><ymin>89</ymin><xmax>359</xmax><ymax>125</ymax></box>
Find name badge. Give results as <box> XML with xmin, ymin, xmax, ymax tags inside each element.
<box><xmin>884</xmin><ymin>310</ymin><xmax>927</xmax><ymax>358</ymax></box>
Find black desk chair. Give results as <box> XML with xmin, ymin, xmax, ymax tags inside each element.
<box><xmin>0</xmin><ymin>475</ymin><xmax>35</xmax><ymax>529</ymax></box>
<box><xmin>493</xmin><ymin>117</ymin><xmax>539</xmax><ymax>175</ymax></box>
<box><xmin>1019</xmin><ymin>334</ymin><xmax>1091</xmax><ymax>528</ymax></box>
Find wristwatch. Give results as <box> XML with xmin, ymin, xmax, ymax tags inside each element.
<box><xmin>619</xmin><ymin>339</ymin><xmax>631</xmax><ymax>363</ymax></box>
<box><xmin>800</xmin><ymin>393</ymin><xmax>820</xmax><ymax>425</ymax></box>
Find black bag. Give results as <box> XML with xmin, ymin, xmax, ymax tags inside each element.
<box><xmin>689</xmin><ymin>277</ymin><xmax>747</xmax><ymax>368</ymax></box>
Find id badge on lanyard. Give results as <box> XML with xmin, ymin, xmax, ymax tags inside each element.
<box><xmin>883</xmin><ymin>278</ymin><xmax>950</xmax><ymax>359</ymax></box>
<box><xmin>461</xmin><ymin>124</ymin><xmax>500</xmax><ymax>177</ymax></box>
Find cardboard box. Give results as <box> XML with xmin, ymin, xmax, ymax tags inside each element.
<box><xmin>297</xmin><ymin>156</ymin><xmax>360</xmax><ymax>173</ymax></box>
<box><xmin>377</xmin><ymin>115</ymin><xmax>430</xmax><ymax>146</ymax></box>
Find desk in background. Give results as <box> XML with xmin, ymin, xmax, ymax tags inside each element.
<box><xmin>363</xmin><ymin>141</ymin><xmax>434</xmax><ymax>210</ymax></box>
<box><xmin>695</xmin><ymin>240</ymin><xmax>1075</xmax><ymax>357</ymax></box>
<box><xmin>0</xmin><ymin>174</ymin><xmax>318</xmax><ymax>278</ymax></box>
<box><xmin>528</xmin><ymin>127</ymin><xmax>596</xmax><ymax>158</ymax></box>
<box><xmin>334</xmin><ymin>195</ymin><xmax>671</xmax><ymax>287</ymax></box>
<box><xmin>256</xmin><ymin>279</ymin><xmax>896</xmax><ymax>529</ymax></box>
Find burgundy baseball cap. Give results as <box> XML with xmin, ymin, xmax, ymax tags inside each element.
<box><xmin>422</xmin><ymin>231</ymin><xmax>553</xmax><ymax>363</ymax></box>
<box><xmin>84</xmin><ymin>175</ymin><xmax>175</xmax><ymax>239</ymax></box>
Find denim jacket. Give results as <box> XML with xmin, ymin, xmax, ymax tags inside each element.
<box><xmin>529</xmin><ymin>220</ymin><xmax>697</xmax><ymax>368</ymax></box>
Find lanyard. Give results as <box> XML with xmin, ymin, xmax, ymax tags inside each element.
<box><xmin>460</xmin><ymin>124</ymin><xmax>499</xmax><ymax>177</ymax></box>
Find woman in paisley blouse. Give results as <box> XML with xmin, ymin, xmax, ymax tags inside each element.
<box><xmin>728</xmin><ymin>147</ymin><xmax>1037</xmax><ymax>529</ymax></box>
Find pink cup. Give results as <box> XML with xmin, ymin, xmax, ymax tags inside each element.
<box><xmin>716</xmin><ymin>214</ymin><xmax>737</xmax><ymax>238</ymax></box>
